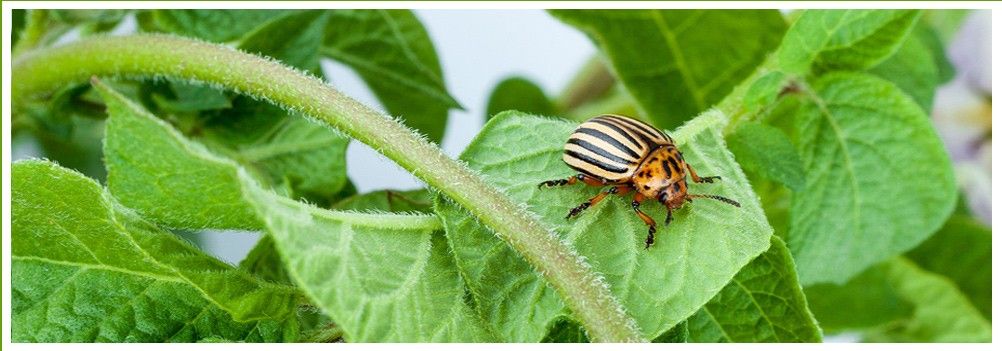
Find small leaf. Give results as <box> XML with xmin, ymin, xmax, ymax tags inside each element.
<box><xmin>486</xmin><ymin>76</ymin><xmax>556</xmax><ymax>120</ymax></box>
<box><xmin>145</xmin><ymin>10</ymin><xmax>289</xmax><ymax>42</ymax></box>
<box><xmin>776</xmin><ymin>10</ymin><xmax>920</xmax><ymax>74</ymax></box>
<box><xmin>726</xmin><ymin>122</ymin><xmax>805</xmax><ymax>191</ymax></box>
<box><xmin>12</xmin><ymin>160</ymin><xmax>299</xmax><ymax>342</ymax></box>
<box><xmin>97</xmin><ymin>81</ymin><xmax>491</xmax><ymax>342</ymax></box>
<box><xmin>550</xmin><ymin>10</ymin><xmax>787</xmax><ymax>128</ymax></box>
<box><xmin>742</xmin><ymin>70</ymin><xmax>788</xmax><ymax>111</ymax></box>
<box><xmin>437</xmin><ymin>111</ymin><xmax>772</xmax><ymax>340</ymax></box>
<box><xmin>685</xmin><ymin>236</ymin><xmax>822</xmax><ymax>342</ymax></box>
<box><xmin>787</xmin><ymin>72</ymin><xmax>955</xmax><ymax>285</ymax></box>
<box><xmin>323</xmin><ymin>10</ymin><xmax>458</xmax><ymax>142</ymax></box>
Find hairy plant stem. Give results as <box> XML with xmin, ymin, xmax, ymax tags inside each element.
<box><xmin>12</xmin><ymin>34</ymin><xmax>645</xmax><ymax>342</ymax></box>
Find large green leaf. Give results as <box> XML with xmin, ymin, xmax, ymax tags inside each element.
<box><xmin>96</xmin><ymin>80</ymin><xmax>490</xmax><ymax>342</ymax></box>
<box><xmin>685</xmin><ymin>236</ymin><xmax>821</xmax><ymax>342</ymax></box>
<box><xmin>787</xmin><ymin>72</ymin><xmax>955</xmax><ymax>285</ymax></box>
<box><xmin>776</xmin><ymin>10</ymin><xmax>920</xmax><ymax>74</ymax></box>
<box><xmin>11</xmin><ymin>160</ymin><xmax>299</xmax><ymax>342</ymax></box>
<box><xmin>437</xmin><ymin>111</ymin><xmax>772</xmax><ymax>340</ymax></box>
<box><xmin>323</xmin><ymin>10</ymin><xmax>458</xmax><ymax>142</ymax></box>
<box><xmin>550</xmin><ymin>10</ymin><xmax>786</xmax><ymax>129</ymax></box>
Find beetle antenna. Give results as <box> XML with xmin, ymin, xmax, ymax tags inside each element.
<box><xmin>687</xmin><ymin>194</ymin><xmax>740</xmax><ymax>208</ymax></box>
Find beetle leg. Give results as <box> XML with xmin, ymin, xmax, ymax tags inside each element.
<box><xmin>566</xmin><ymin>185</ymin><xmax>631</xmax><ymax>219</ymax></box>
<box><xmin>687</xmin><ymin>194</ymin><xmax>741</xmax><ymax>208</ymax></box>
<box><xmin>538</xmin><ymin>173</ymin><xmax>604</xmax><ymax>189</ymax></box>
<box><xmin>685</xmin><ymin>163</ymin><xmax>722</xmax><ymax>184</ymax></box>
<box><xmin>631</xmin><ymin>193</ymin><xmax>658</xmax><ymax>249</ymax></box>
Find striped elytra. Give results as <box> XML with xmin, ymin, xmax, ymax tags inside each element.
<box><xmin>541</xmin><ymin>114</ymin><xmax>739</xmax><ymax>249</ymax></box>
<box><xmin>562</xmin><ymin>114</ymin><xmax>673</xmax><ymax>182</ymax></box>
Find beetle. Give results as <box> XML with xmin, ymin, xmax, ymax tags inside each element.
<box><xmin>538</xmin><ymin>114</ymin><xmax>740</xmax><ymax>249</ymax></box>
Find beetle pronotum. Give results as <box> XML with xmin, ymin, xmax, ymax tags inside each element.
<box><xmin>538</xmin><ymin>114</ymin><xmax>740</xmax><ymax>249</ymax></box>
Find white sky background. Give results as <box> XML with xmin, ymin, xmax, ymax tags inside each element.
<box><xmin>205</xmin><ymin>10</ymin><xmax>597</xmax><ymax>263</ymax></box>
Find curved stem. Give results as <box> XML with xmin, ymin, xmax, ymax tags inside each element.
<box><xmin>12</xmin><ymin>34</ymin><xmax>644</xmax><ymax>342</ymax></box>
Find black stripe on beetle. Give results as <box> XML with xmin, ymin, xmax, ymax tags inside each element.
<box><xmin>575</xmin><ymin>128</ymin><xmax>641</xmax><ymax>159</ymax></box>
<box><xmin>564</xmin><ymin>149</ymin><xmax>629</xmax><ymax>173</ymax></box>
<box><xmin>567</xmin><ymin>138</ymin><xmax>633</xmax><ymax>165</ymax></box>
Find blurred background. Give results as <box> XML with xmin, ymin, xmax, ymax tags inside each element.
<box><xmin>11</xmin><ymin>9</ymin><xmax>991</xmax><ymax>269</ymax></box>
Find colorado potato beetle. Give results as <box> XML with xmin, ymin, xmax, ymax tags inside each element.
<box><xmin>538</xmin><ymin>114</ymin><xmax>740</xmax><ymax>249</ymax></box>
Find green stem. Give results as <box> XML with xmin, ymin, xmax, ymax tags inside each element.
<box><xmin>12</xmin><ymin>34</ymin><xmax>645</xmax><ymax>342</ymax></box>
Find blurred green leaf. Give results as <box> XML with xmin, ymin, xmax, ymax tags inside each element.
<box><xmin>145</xmin><ymin>10</ymin><xmax>288</xmax><ymax>42</ymax></box>
<box><xmin>550</xmin><ymin>10</ymin><xmax>787</xmax><ymax>129</ymax></box>
<box><xmin>863</xmin><ymin>259</ymin><xmax>991</xmax><ymax>342</ymax></box>
<box><xmin>726</xmin><ymin>122</ymin><xmax>805</xmax><ymax>191</ymax></box>
<box><xmin>805</xmin><ymin>263</ymin><xmax>915</xmax><ymax>332</ymax></box>
<box><xmin>486</xmin><ymin>76</ymin><xmax>556</xmax><ymax>120</ymax></box>
<box><xmin>12</xmin><ymin>160</ymin><xmax>300</xmax><ymax>342</ymax></box>
<box><xmin>907</xmin><ymin>214</ymin><xmax>991</xmax><ymax>319</ymax></box>
<box><xmin>12</xmin><ymin>9</ymin><xmax>27</xmax><ymax>46</ymax></box>
<box><xmin>868</xmin><ymin>23</ymin><xmax>946</xmax><ymax>113</ymax></box>
<box><xmin>323</xmin><ymin>10</ymin><xmax>459</xmax><ymax>142</ymax></box>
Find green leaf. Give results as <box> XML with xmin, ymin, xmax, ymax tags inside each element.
<box><xmin>486</xmin><ymin>76</ymin><xmax>556</xmax><ymax>120</ymax></box>
<box><xmin>906</xmin><ymin>214</ymin><xmax>992</xmax><ymax>319</ymax></box>
<box><xmin>864</xmin><ymin>259</ymin><xmax>991</xmax><ymax>342</ymax></box>
<box><xmin>805</xmin><ymin>262</ymin><xmax>914</xmax><ymax>333</ymax></box>
<box><xmin>807</xmin><ymin>258</ymin><xmax>991</xmax><ymax>342</ymax></box>
<box><xmin>239</xmin><ymin>236</ymin><xmax>292</xmax><ymax>285</ymax></box>
<box><xmin>868</xmin><ymin>23</ymin><xmax>942</xmax><ymax>113</ymax></box>
<box><xmin>97</xmin><ymin>80</ymin><xmax>491</xmax><ymax>342</ymax></box>
<box><xmin>146</xmin><ymin>10</ymin><xmax>289</xmax><ymax>42</ymax></box>
<box><xmin>238</xmin><ymin>10</ymin><xmax>327</xmax><ymax>75</ymax></box>
<box><xmin>437</xmin><ymin>111</ymin><xmax>772</xmax><ymax>340</ymax></box>
<box><xmin>12</xmin><ymin>9</ymin><xmax>26</xmax><ymax>46</ymax></box>
<box><xmin>550</xmin><ymin>10</ymin><xmax>787</xmax><ymax>129</ymax></box>
<box><xmin>685</xmin><ymin>236</ymin><xmax>821</xmax><ymax>342</ymax></box>
<box><xmin>726</xmin><ymin>122</ymin><xmax>805</xmax><ymax>191</ymax></box>
<box><xmin>323</xmin><ymin>10</ymin><xmax>458</xmax><ymax>142</ymax></box>
<box><xmin>542</xmin><ymin>319</ymin><xmax>589</xmax><ymax>343</ymax></box>
<box><xmin>12</xmin><ymin>160</ymin><xmax>299</xmax><ymax>342</ymax></box>
<box><xmin>742</xmin><ymin>70</ymin><xmax>789</xmax><ymax>111</ymax></box>
<box><xmin>787</xmin><ymin>72</ymin><xmax>955</xmax><ymax>285</ymax></box>
<box><xmin>776</xmin><ymin>10</ymin><xmax>920</xmax><ymax>74</ymax></box>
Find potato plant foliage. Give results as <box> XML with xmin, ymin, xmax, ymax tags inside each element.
<box><xmin>10</xmin><ymin>9</ymin><xmax>990</xmax><ymax>342</ymax></box>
